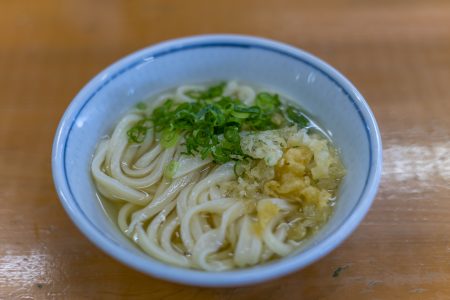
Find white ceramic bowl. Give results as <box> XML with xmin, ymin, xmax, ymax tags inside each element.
<box><xmin>52</xmin><ymin>34</ymin><xmax>382</xmax><ymax>287</ymax></box>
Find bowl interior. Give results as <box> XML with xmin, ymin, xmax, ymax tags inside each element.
<box><xmin>55</xmin><ymin>36</ymin><xmax>377</xmax><ymax>286</ymax></box>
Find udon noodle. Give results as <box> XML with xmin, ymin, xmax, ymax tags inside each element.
<box><xmin>91</xmin><ymin>81</ymin><xmax>345</xmax><ymax>271</ymax></box>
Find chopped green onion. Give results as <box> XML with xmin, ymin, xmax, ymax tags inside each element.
<box><xmin>185</xmin><ymin>82</ymin><xmax>225</xmax><ymax>100</ymax></box>
<box><xmin>161</xmin><ymin>128</ymin><xmax>180</xmax><ymax>148</ymax></box>
<box><xmin>234</xmin><ymin>105</ymin><xmax>260</xmax><ymax>114</ymax></box>
<box><xmin>193</xmin><ymin>128</ymin><xmax>211</xmax><ymax>146</ymax></box>
<box><xmin>206</xmin><ymin>82</ymin><xmax>225</xmax><ymax>98</ymax></box>
<box><xmin>224</xmin><ymin>126</ymin><xmax>240</xmax><ymax>144</ymax></box>
<box><xmin>135</xmin><ymin>102</ymin><xmax>147</xmax><ymax>110</ymax></box>
<box><xmin>164</xmin><ymin>161</ymin><xmax>179</xmax><ymax>179</ymax></box>
<box><xmin>231</xmin><ymin>111</ymin><xmax>250</xmax><ymax>119</ymax></box>
<box><xmin>127</xmin><ymin>120</ymin><xmax>149</xmax><ymax>143</ymax></box>
<box><xmin>138</xmin><ymin>83</ymin><xmax>310</xmax><ymax>163</ymax></box>
<box><xmin>211</xmin><ymin>146</ymin><xmax>229</xmax><ymax>163</ymax></box>
<box><xmin>285</xmin><ymin>106</ymin><xmax>309</xmax><ymax>128</ymax></box>
<box><xmin>255</xmin><ymin>92</ymin><xmax>280</xmax><ymax>113</ymax></box>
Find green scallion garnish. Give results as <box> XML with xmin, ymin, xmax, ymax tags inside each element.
<box><xmin>126</xmin><ymin>84</ymin><xmax>310</xmax><ymax>163</ymax></box>
<box><xmin>136</xmin><ymin>102</ymin><xmax>147</xmax><ymax>110</ymax></box>
<box><xmin>164</xmin><ymin>161</ymin><xmax>179</xmax><ymax>179</ymax></box>
<box><xmin>285</xmin><ymin>105</ymin><xmax>309</xmax><ymax>128</ymax></box>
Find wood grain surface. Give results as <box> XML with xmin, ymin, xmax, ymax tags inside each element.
<box><xmin>0</xmin><ymin>0</ymin><xmax>449</xmax><ymax>299</ymax></box>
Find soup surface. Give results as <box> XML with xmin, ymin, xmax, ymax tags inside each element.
<box><xmin>91</xmin><ymin>81</ymin><xmax>345</xmax><ymax>271</ymax></box>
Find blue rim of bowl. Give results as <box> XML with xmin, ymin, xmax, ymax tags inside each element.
<box><xmin>52</xmin><ymin>34</ymin><xmax>382</xmax><ymax>287</ymax></box>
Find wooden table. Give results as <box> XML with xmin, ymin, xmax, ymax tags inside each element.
<box><xmin>1</xmin><ymin>0</ymin><xmax>449</xmax><ymax>299</ymax></box>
